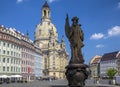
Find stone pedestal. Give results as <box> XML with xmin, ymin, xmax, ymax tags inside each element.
<box><xmin>65</xmin><ymin>64</ymin><xmax>89</xmax><ymax>87</ymax></box>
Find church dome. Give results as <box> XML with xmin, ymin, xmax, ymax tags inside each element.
<box><xmin>35</xmin><ymin>21</ymin><xmax>58</xmax><ymax>41</ymax></box>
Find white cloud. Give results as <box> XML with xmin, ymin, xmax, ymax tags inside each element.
<box><xmin>47</xmin><ymin>0</ymin><xmax>58</xmax><ymax>3</ymax></box>
<box><xmin>96</xmin><ymin>44</ymin><xmax>104</xmax><ymax>48</ymax></box>
<box><xmin>118</xmin><ymin>2</ymin><xmax>120</xmax><ymax>9</ymax></box>
<box><xmin>108</xmin><ymin>26</ymin><xmax>120</xmax><ymax>37</ymax></box>
<box><xmin>90</xmin><ymin>33</ymin><xmax>104</xmax><ymax>40</ymax></box>
<box><xmin>16</xmin><ymin>0</ymin><xmax>23</xmax><ymax>3</ymax></box>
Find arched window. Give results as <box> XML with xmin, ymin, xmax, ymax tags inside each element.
<box><xmin>44</xmin><ymin>10</ymin><xmax>46</xmax><ymax>17</ymax></box>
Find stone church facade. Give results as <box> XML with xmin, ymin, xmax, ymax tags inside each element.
<box><xmin>34</xmin><ymin>1</ymin><xmax>68</xmax><ymax>79</ymax></box>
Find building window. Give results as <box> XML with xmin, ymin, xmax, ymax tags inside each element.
<box><xmin>3</xmin><ymin>50</ymin><xmax>5</xmax><ymax>54</ymax></box>
<box><xmin>3</xmin><ymin>35</ymin><xmax>6</xmax><ymax>39</ymax></box>
<box><xmin>3</xmin><ymin>66</ymin><xmax>5</xmax><ymax>71</ymax></box>
<box><xmin>22</xmin><ymin>61</ymin><xmax>23</xmax><ymax>64</ymax></box>
<box><xmin>14</xmin><ymin>67</ymin><xmax>15</xmax><ymax>72</ymax></box>
<box><xmin>7</xmin><ymin>67</ymin><xmax>9</xmax><ymax>71</ymax></box>
<box><xmin>11</xmin><ymin>59</ymin><xmax>13</xmax><ymax>63</ymax></box>
<box><xmin>19</xmin><ymin>54</ymin><xmax>20</xmax><ymax>57</ymax></box>
<box><xmin>44</xmin><ymin>10</ymin><xmax>46</xmax><ymax>17</ymax></box>
<box><xmin>7</xmin><ymin>51</ymin><xmax>9</xmax><ymax>55</ymax></box>
<box><xmin>11</xmin><ymin>44</ymin><xmax>13</xmax><ymax>48</ymax></box>
<box><xmin>11</xmin><ymin>66</ymin><xmax>13</xmax><ymax>72</ymax></box>
<box><xmin>14</xmin><ymin>59</ymin><xmax>15</xmax><ymax>64</ymax></box>
<box><xmin>16</xmin><ymin>67</ymin><xmax>18</xmax><ymax>72</ymax></box>
<box><xmin>21</xmin><ymin>67</ymin><xmax>23</xmax><ymax>72</ymax></box>
<box><xmin>14</xmin><ymin>45</ymin><xmax>16</xmax><ymax>49</ymax></box>
<box><xmin>7</xmin><ymin>58</ymin><xmax>9</xmax><ymax>63</ymax></box>
<box><xmin>3</xmin><ymin>58</ymin><xmax>5</xmax><ymax>63</ymax></box>
<box><xmin>19</xmin><ymin>68</ymin><xmax>20</xmax><ymax>72</ymax></box>
<box><xmin>8</xmin><ymin>36</ymin><xmax>10</xmax><ymax>40</ymax></box>
<box><xmin>14</xmin><ymin>52</ymin><xmax>15</xmax><ymax>56</ymax></box>
<box><xmin>3</xmin><ymin>42</ymin><xmax>5</xmax><ymax>47</ymax></box>
<box><xmin>26</xmin><ymin>67</ymin><xmax>27</xmax><ymax>72</ymax></box>
<box><xmin>7</xmin><ymin>43</ymin><xmax>9</xmax><ymax>47</ymax></box>
<box><xmin>16</xmin><ymin>60</ymin><xmax>18</xmax><ymax>64</ymax></box>
<box><xmin>11</xmin><ymin>51</ymin><xmax>13</xmax><ymax>56</ymax></box>
<box><xmin>24</xmin><ymin>68</ymin><xmax>25</xmax><ymax>72</ymax></box>
<box><xmin>53</xmin><ymin>67</ymin><xmax>55</xmax><ymax>69</ymax></box>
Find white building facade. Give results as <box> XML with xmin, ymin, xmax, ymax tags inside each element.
<box><xmin>0</xmin><ymin>25</ymin><xmax>42</xmax><ymax>81</ymax></box>
<box><xmin>34</xmin><ymin>46</ymin><xmax>42</xmax><ymax>79</ymax></box>
<box><xmin>0</xmin><ymin>26</ymin><xmax>22</xmax><ymax>77</ymax></box>
<box><xmin>100</xmin><ymin>51</ymin><xmax>120</xmax><ymax>77</ymax></box>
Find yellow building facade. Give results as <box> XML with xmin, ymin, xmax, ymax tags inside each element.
<box><xmin>34</xmin><ymin>1</ymin><xmax>68</xmax><ymax>79</ymax></box>
<box><xmin>89</xmin><ymin>55</ymin><xmax>101</xmax><ymax>79</ymax></box>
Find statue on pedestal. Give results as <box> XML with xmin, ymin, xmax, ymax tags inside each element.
<box><xmin>65</xmin><ymin>14</ymin><xmax>90</xmax><ymax>87</ymax></box>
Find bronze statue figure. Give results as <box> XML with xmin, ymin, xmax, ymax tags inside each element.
<box><xmin>65</xmin><ymin>14</ymin><xmax>90</xmax><ymax>87</ymax></box>
<box><xmin>65</xmin><ymin>14</ymin><xmax>84</xmax><ymax>64</ymax></box>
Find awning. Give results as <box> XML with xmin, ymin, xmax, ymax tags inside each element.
<box><xmin>0</xmin><ymin>75</ymin><xmax>8</xmax><ymax>78</ymax></box>
<box><xmin>10</xmin><ymin>75</ymin><xmax>22</xmax><ymax>78</ymax></box>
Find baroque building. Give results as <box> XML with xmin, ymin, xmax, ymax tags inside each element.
<box><xmin>34</xmin><ymin>1</ymin><xmax>68</xmax><ymax>79</ymax></box>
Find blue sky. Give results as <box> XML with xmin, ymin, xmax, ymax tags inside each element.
<box><xmin>0</xmin><ymin>0</ymin><xmax>120</xmax><ymax>64</ymax></box>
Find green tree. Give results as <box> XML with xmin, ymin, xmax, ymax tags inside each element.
<box><xmin>106</xmin><ymin>68</ymin><xmax>117</xmax><ymax>84</ymax></box>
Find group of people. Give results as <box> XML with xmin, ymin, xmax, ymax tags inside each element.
<box><xmin>37</xmin><ymin>76</ymin><xmax>57</xmax><ymax>81</ymax></box>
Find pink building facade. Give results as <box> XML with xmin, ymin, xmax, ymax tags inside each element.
<box><xmin>21</xmin><ymin>39</ymin><xmax>35</xmax><ymax>81</ymax></box>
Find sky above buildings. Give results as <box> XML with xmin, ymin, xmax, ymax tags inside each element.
<box><xmin>0</xmin><ymin>0</ymin><xmax>120</xmax><ymax>64</ymax></box>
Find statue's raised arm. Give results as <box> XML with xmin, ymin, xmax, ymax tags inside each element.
<box><xmin>65</xmin><ymin>14</ymin><xmax>71</xmax><ymax>39</ymax></box>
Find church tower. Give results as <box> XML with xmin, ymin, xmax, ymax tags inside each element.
<box><xmin>42</xmin><ymin>1</ymin><xmax>50</xmax><ymax>21</ymax></box>
<box><xmin>34</xmin><ymin>1</ymin><xmax>58</xmax><ymax>50</ymax></box>
<box><xmin>34</xmin><ymin>1</ymin><xmax>68</xmax><ymax>79</ymax></box>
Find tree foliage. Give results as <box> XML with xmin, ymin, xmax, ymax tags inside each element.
<box><xmin>106</xmin><ymin>68</ymin><xmax>117</xmax><ymax>79</ymax></box>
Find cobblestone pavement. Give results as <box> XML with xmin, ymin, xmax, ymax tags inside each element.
<box><xmin>0</xmin><ymin>80</ymin><xmax>52</xmax><ymax>87</ymax></box>
<box><xmin>0</xmin><ymin>79</ymin><xmax>120</xmax><ymax>87</ymax></box>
